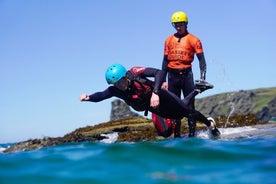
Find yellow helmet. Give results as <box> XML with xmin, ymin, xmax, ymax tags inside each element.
<box><xmin>171</xmin><ymin>11</ymin><xmax>188</xmax><ymax>23</ymax></box>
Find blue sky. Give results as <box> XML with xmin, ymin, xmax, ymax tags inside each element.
<box><xmin>1</xmin><ymin>0</ymin><xmax>275</xmax><ymax>143</ymax></box>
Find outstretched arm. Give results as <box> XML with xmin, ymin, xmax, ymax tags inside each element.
<box><xmin>80</xmin><ymin>86</ymin><xmax>121</xmax><ymax>102</ymax></box>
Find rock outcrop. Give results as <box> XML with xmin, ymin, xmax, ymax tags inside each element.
<box><xmin>110</xmin><ymin>99</ymin><xmax>141</xmax><ymax>120</ymax></box>
<box><xmin>3</xmin><ymin>87</ymin><xmax>276</xmax><ymax>153</ymax></box>
<box><xmin>4</xmin><ymin>114</ymin><xmax>267</xmax><ymax>153</ymax></box>
<box><xmin>195</xmin><ymin>87</ymin><xmax>276</xmax><ymax>121</ymax></box>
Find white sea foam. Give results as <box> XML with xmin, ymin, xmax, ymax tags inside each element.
<box><xmin>220</xmin><ymin>126</ymin><xmax>257</xmax><ymax>135</ymax></box>
<box><xmin>195</xmin><ymin>126</ymin><xmax>259</xmax><ymax>140</ymax></box>
<box><xmin>0</xmin><ymin>146</ymin><xmax>7</xmax><ymax>153</ymax></box>
<box><xmin>218</xmin><ymin>126</ymin><xmax>258</xmax><ymax>140</ymax></box>
<box><xmin>100</xmin><ymin>132</ymin><xmax>119</xmax><ymax>143</ymax></box>
<box><xmin>196</xmin><ymin>130</ymin><xmax>209</xmax><ymax>139</ymax></box>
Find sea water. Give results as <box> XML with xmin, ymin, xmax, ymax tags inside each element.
<box><xmin>1</xmin><ymin>128</ymin><xmax>276</xmax><ymax>184</ymax></box>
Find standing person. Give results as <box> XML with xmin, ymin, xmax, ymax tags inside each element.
<box><xmin>80</xmin><ymin>64</ymin><xmax>220</xmax><ymax>138</ymax></box>
<box><xmin>162</xmin><ymin>11</ymin><xmax>210</xmax><ymax>137</ymax></box>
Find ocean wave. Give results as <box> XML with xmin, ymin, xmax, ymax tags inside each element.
<box><xmin>0</xmin><ymin>138</ymin><xmax>276</xmax><ymax>183</ymax></box>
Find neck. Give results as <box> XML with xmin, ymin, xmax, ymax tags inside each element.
<box><xmin>175</xmin><ymin>31</ymin><xmax>188</xmax><ymax>38</ymax></box>
<box><xmin>175</xmin><ymin>32</ymin><xmax>188</xmax><ymax>42</ymax></box>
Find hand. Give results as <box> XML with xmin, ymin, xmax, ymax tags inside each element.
<box><xmin>162</xmin><ymin>82</ymin><xmax>168</xmax><ymax>90</ymax></box>
<box><xmin>80</xmin><ymin>93</ymin><xmax>90</xmax><ymax>101</ymax></box>
<box><xmin>150</xmin><ymin>92</ymin><xmax>160</xmax><ymax>108</ymax></box>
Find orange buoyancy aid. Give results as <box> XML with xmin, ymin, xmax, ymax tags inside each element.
<box><xmin>164</xmin><ymin>33</ymin><xmax>203</xmax><ymax>69</ymax></box>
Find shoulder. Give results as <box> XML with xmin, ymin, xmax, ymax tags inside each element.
<box><xmin>165</xmin><ymin>34</ymin><xmax>176</xmax><ymax>43</ymax></box>
<box><xmin>107</xmin><ymin>86</ymin><xmax>120</xmax><ymax>94</ymax></box>
<box><xmin>187</xmin><ymin>33</ymin><xmax>203</xmax><ymax>51</ymax></box>
<box><xmin>129</xmin><ymin>66</ymin><xmax>147</xmax><ymax>77</ymax></box>
<box><xmin>108</xmin><ymin>86</ymin><xmax>125</xmax><ymax>97</ymax></box>
<box><xmin>166</xmin><ymin>34</ymin><xmax>175</xmax><ymax>39</ymax></box>
<box><xmin>187</xmin><ymin>33</ymin><xmax>200</xmax><ymax>41</ymax></box>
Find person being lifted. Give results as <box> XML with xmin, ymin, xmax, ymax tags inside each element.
<box><xmin>80</xmin><ymin>64</ymin><xmax>220</xmax><ymax>138</ymax></box>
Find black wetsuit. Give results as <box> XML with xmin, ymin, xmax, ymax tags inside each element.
<box><xmin>88</xmin><ymin>67</ymin><xmax>211</xmax><ymax>127</ymax></box>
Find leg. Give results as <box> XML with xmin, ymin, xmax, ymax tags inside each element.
<box><xmin>182</xmin><ymin>80</ymin><xmax>214</xmax><ymax>106</ymax></box>
<box><xmin>151</xmin><ymin>113</ymin><xmax>173</xmax><ymax>138</ymax></box>
<box><xmin>149</xmin><ymin>89</ymin><xmax>221</xmax><ymax>138</ymax></box>
<box><xmin>149</xmin><ymin>89</ymin><xmax>190</xmax><ymax>120</ymax></box>
<box><xmin>173</xmin><ymin>119</ymin><xmax>181</xmax><ymax>138</ymax></box>
<box><xmin>190</xmin><ymin>110</ymin><xmax>221</xmax><ymax>138</ymax></box>
<box><xmin>168</xmin><ymin>73</ymin><xmax>182</xmax><ymax>137</ymax></box>
<box><xmin>182</xmin><ymin>71</ymin><xmax>196</xmax><ymax>137</ymax></box>
<box><xmin>182</xmin><ymin>90</ymin><xmax>199</xmax><ymax>106</ymax></box>
<box><xmin>195</xmin><ymin>80</ymin><xmax>214</xmax><ymax>92</ymax></box>
<box><xmin>191</xmin><ymin>110</ymin><xmax>211</xmax><ymax>126</ymax></box>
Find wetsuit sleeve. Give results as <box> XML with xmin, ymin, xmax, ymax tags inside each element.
<box><xmin>88</xmin><ymin>86</ymin><xmax>124</xmax><ymax>102</ymax></box>
<box><xmin>140</xmin><ymin>68</ymin><xmax>165</xmax><ymax>94</ymax></box>
<box><xmin>196</xmin><ymin>53</ymin><xmax>207</xmax><ymax>80</ymax></box>
<box><xmin>161</xmin><ymin>55</ymin><xmax>169</xmax><ymax>82</ymax></box>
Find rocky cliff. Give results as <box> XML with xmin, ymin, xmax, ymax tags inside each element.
<box><xmin>195</xmin><ymin>87</ymin><xmax>276</xmax><ymax>121</ymax></box>
<box><xmin>110</xmin><ymin>99</ymin><xmax>141</xmax><ymax>120</ymax></box>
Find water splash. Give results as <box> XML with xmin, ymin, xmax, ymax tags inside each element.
<box><xmin>207</xmin><ymin>58</ymin><xmax>233</xmax><ymax>93</ymax></box>
<box><xmin>100</xmin><ymin>132</ymin><xmax>118</xmax><ymax>143</ymax></box>
<box><xmin>224</xmin><ymin>92</ymin><xmax>236</xmax><ymax>128</ymax></box>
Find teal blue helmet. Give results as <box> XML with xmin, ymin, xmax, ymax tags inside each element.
<box><xmin>105</xmin><ymin>64</ymin><xmax>127</xmax><ymax>84</ymax></box>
